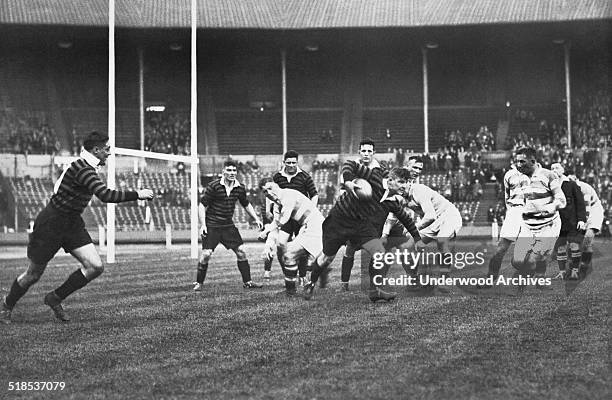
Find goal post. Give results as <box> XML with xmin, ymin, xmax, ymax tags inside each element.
<box><xmin>106</xmin><ymin>0</ymin><xmax>200</xmax><ymax>263</ymax></box>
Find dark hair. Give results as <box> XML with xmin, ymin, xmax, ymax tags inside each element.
<box><xmin>359</xmin><ymin>138</ymin><xmax>375</xmax><ymax>150</ymax></box>
<box><xmin>515</xmin><ymin>147</ymin><xmax>537</xmax><ymax>160</ymax></box>
<box><xmin>283</xmin><ymin>150</ymin><xmax>299</xmax><ymax>160</ymax></box>
<box><xmin>408</xmin><ymin>155</ymin><xmax>423</xmax><ymax>164</ymax></box>
<box><xmin>389</xmin><ymin>167</ymin><xmax>412</xmax><ymax>181</ymax></box>
<box><xmin>258</xmin><ymin>177</ymin><xmax>274</xmax><ymax>189</ymax></box>
<box><xmin>563</xmin><ymin>166</ymin><xmax>575</xmax><ymax>176</ymax></box>
<box><xmin>83</xmin><ymin>131</ymin><xmax>109</xmax><ymax>151</ymax></box>
<box><xmin>223</xmin><ymin>160</ymin><xmax>238</xmax><ymax>169</ymax></box>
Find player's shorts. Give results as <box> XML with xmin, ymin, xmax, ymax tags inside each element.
<box><xmin>322</xmin><ymin>212</ymin><xmax>380</xmax><ymax>256</ymax></box>
<box><xmin>586</xmin><ymin>202</ymin><xmax>604</xmax><ymax>232</ymax></box>
<box><xmin>202</xmin><ymin>225</ymin><xmax>243</xmax><ymax>250</ymax></box>
<box><xmin>27</xmin><ymin>205</ymin><xmax>92</xmax><ymax>264</ymax></box>
<box><xmin>280</xmin><ymin>219</ymin><xmax>302</xmax><ymax>237</ymax></box>
<box><xmin>291</xmin><ymin>215</ymin><xmax>324</xmax><ymax>257</ymax></box>
<box><xmin>514</xmin><ymin>216</ymin><xmax>561</xmax><ymax>261</ymax></box>
<box><xmin>499</xmin><ymin>205</ymin><xmax>524</xmax><ymax>241</ymax></box>
<box><xmin>556</xmin><ymin>229</ymin><xmax>583</xmax><ymax>247</ymax></box>
<box><xmin>419</xmin><ymin>207</ymin><xmax>463</xmax><ymax>240</ymax></box>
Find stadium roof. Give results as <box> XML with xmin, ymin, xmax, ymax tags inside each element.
<box><xmin>0</xmin><ymin>0</ymin><xmax>610</xmax><ymax>29</ymax></box>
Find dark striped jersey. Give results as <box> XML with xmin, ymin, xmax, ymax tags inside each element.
<box><xmin>200</xmin><ymin>178</ymin><xmax>249</xmax><ymax>227</ymax></box>
<box><xmin>272</xmin><ymin>169</ymin><xmax>317</xmax><ymax>199</ymax></box>
<box><xmin>50</xmin><ymin>158</ymin><xmax>138</xmax><ymax>215</ymax></box>
<box><xmin>558</xmin><ymin>179</ymin><xmax>586</xmax><ymax>232</ymax></box>
<box><xmin>332</xmin><ymin>159</ymin><xmax>421</xmax><ymax>241</ymax></box>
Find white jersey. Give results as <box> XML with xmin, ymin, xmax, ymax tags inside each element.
<box><xmin>504</xmin><ymin>167</ymin><xmax>530</xmax><ymax>207</ymax></box>
<box><xmin>576</xmin><ymin>180</ymin><xmax>604</xmax><ymax>231</ymax></box>
<box><xmin>402</xmin><ymin>183</ymin><xmax>454</xmax><ymax>219</ymax></box>
<box><xmin>274</xmin><ymin>188</ymin><xmax>323</xmax><ymax>227</ymax></box>
<box><xmin>576</xmin><ymin>181</ymin><xmax>601</xmax><ymax>211</ymax></box>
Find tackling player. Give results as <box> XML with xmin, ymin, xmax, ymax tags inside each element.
<box><xmin>260</xmin><ymin>180</ymin><xmax>324</xmax><ymax>296</ymax></box>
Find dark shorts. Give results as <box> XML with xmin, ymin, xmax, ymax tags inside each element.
<box><xmin>556</xmin><ymin>230</ymin><xmax>583</xmax><ymax>246</ymax></box>
<box><xmin>27</xmin><ymin>205</ymin><xmax>92</xmax><ymax>264</ymax></box>
<box><xmin>322</xmin><ymin>213</ymin><xmax>380</xmax><ymax>256</ymax></box>
<box><xmin>202</xmin><ymin>225</ymin><xmax>244</xmax><ymax>251</ymax></box>
<box><xmin>280</xmin><ymin>219</ymin><xmax>301</xmax><ymax>237</ymax></box>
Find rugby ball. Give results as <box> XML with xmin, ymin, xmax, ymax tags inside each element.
<box><xmin>353</xmin><ymin>178</ymin><xmax>373</xmax><ymax>200</ymax></box>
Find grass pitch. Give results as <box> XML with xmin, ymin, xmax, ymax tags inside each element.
<box><xmin>1</xmin><ymin>240</ymin><xmax>611</xmax><ymax>399</ymax></box>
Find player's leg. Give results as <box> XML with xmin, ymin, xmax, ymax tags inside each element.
<box><xmin>361</xmin><ymin>238</ymin><xmax>397</xmax><ymax>302</ymax></box>
<box><xmin>580</xmin><ymin>228</ymin><xmax>596</xmax><ymax>276</ymax></box>
<box><xmin>2</xmin><ymin>260</ymin><xmax>49</xmax><ymax>324</ymax></box>
<box><xmin>553</xmin><ymin>236</ymin><xmax>568</xmax><ymax>279</ymax></box>
<box><xmin>232</xmin><ymin>244</ymin><xmax>262</xmax><ymax>288</ymax></box>
<box><xmin>338</xmin><ymin>242</ymin><xmax>357</xmax><ymax>291</ymax></box>
<box><xmin>281</xmin><ymin>242</ymin><xmax>308</xmax><ymax>296</ymax></box>
<box><xmin>194</xmin><ymin>227</ymin><xmax>221</xmax><ymax>291</ymax></box>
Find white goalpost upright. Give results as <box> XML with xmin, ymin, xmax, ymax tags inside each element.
<box><xmin>106</xmin><ymin>0</ymin><xmax>200</xmax><ymax>263</ymax></box>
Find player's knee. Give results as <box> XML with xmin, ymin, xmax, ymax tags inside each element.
<box><xmin>568</xmin><ymin>242</ymin><xmax>580</xmax><ymax>252</ymax></box>
<box><xmin>87</xmin><ymin>260</ymin><xmax>105</xmax><ymax>276</ymax></box>
<box><xmin>199</xmin><ymin>250</ymin><xmax>212</xmax><ymax>263</ymax></box>
<box><xmin>21</xmin><ymin>271</ymin><xmax>42</xmax><ymax>286</ymax></box>
<box><xmin>234</xmin><ymin>247</ymin><xmax>247</xmax><ymax>261</ymax></box>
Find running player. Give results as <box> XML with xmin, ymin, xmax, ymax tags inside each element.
<box><xmin>1</xmin><ymin>131</ymin><xmax>154</xmax><ymax>323</ymax></box>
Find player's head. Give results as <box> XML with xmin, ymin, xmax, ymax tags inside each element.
<box><xmin>550</xmin><ymin>162</ymin><xmax>565</xmax><ymax>178</ymax></box>
<box><xmin>259</xmin><ymin>179</ymin><xmax>281</xmax><ymax>203</ymax></box>
<box><xmin>406</xmin><ymin>155</ymin><xmax>424</xmax><ymax>179</ymax></box>
<box><xmin>83</xmin><ymin>131</ymin><xmax>111</xmax><ymax>165</ymax></box>
<box><xmin>514</xmin><ymin>147</ymin><xmax>538</xmax><ymax>176</ymax></box>
<box><xmin>387</xmin><ymin>167</ymin><xmax>412</xmax><ymax>195</ymax></box>
<box><xmin>358</xmin><ymin>138</ymin><xmax>375</xmax><ymax>166</ymax></box>
<box><xmin>283</xmin><ymin>150</ymin><xmax>299</xmax><ymax>174</ymax></box>
<box><xmin>222</xmin><ymin>160</ymin><xmax>238</xmax><ymax>182</ymax></box>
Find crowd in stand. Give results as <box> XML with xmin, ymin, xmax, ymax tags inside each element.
<box><xmin>144</xmin><ymin>112</ymin><xmax>191</xmax><ymax>155</ymax></box>
<box><xmin>1</xmin><ymin>110</ymin><xmax>61</xmax><ymax>155</ymax></box>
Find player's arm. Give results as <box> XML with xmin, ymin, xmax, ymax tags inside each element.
<box><xmin>389</xmin><ymin>201</ymin><xmax>422</xmax><ymax>243</ymax></box>
<box><xmin>381</xmin><ymin>212</ymin><xmax>399</xmax><ymax>238</ymax></box>
<box><xmin>198</xmin><ymin>202</ymin><xmax>207</xmax><ymax>235</ymax></box>
<box><xmin>305</xmin><ymin>175</ymin><xmax>319</xmax><ymax>207</ymax></box>
<box><xmin>239</xmin><ymin>188</ymin><xmax>263</xmax><ymax>229</ymax></box>
<box><xmin>77</xmin><ymin>167</ymin><xmax>152</xmax><ymax>202</ymax></box>
<box><xmin>573</xmin><ymin>183</ymin><xmax>587</xmax><ymax>229</ymax></box>
<box><xmin>414</xmin><ymin>193</ymin><xmax>436</xmax><ymax>230</ymax></box>
<box><xmin>544</xmin><ymin>176</ymin><xmax>566</xmax><ymax>214</ymax></box>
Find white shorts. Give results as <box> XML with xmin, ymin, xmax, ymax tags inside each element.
<box><xmin>514</xmin><ymin>216</ymin><xmax>561</xmax><ymax>260</ymax></box>
<box><xmin>499</xmin><ymin>205</ymin><xmax>524</xmax><ymax>241</ymax></box>
<box><xmin>419</xmin><ymin>207</ymin><xmax>462</xmax><ymax>240</ymax></box>
<box><xmin>587</xmin><ymin>202</ymin><xmax>604</xmax><ymax>232</ymax></box>
<box><xmin>291</xmin><ymin>215</ymin><xmax>324</xmax><ymax>257</ymax></box>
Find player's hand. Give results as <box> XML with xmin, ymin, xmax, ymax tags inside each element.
<box><xmin>381</xmin><ymin>236</ymin><xmax>388</xmax><ymax>247</ymax></box>
<box><xmin>200</xmin><ymin>225</ymin><xmax>208</xmax><ymax>238</ymax></box>
<box><xmin>254</xmin><ymin>219</ymin><xmax>264</xmax><ymax>230</ymax></box>
<box><xmin>577</xmin><ymin>221</ymin><xmax>587</xmax><ymax>231</ymax></box>
<box><xmin>414</xmin><ymin>240</ymin><xmax>426</xmax><ymax>251</ymax></box>
<box><xmin>542</xmin><ymin>203</ymin><xmax>558</xmax><ymax>215</ymax></box>
<box><xmin>343</xmin><ymin>180</ymin><xmax>359</xmax><ymax>198</ymax></box>
<box><xmin>258</xmin><ymin>230</ymin><xmax>269</xmax><ymax>241</ymax></box>
<box><xmin>137</xmin><ymin>189</ymin><xmax>154</xmax><ymax>200</ymax></box>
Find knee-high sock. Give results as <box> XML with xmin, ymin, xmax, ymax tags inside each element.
<box><xmin>535</xmin><ymin>259</ymin><xmax>547</xmax><ymax>275</ymax></box>
<box><xmin>4</xmin><ymin>279</ymin><xmax>28</xmax><ymax>309</ymax></box>
<box><xmin>570</xmin><ymin>250</ymin><xmax>581</xmax><ymax>269</ymax></box>
<box><xmin>580</xmin><ymin>251</ymin><xmax>592</xmax><ymax>266</ymax></box>
<box><xmin>556</xmin><ymin>251</ymin><xmax>567</xmax><ymax>272</ymax></box>
<box><xmin>340</xmin><ymin>255</ymin><xmax>354</xmax><ymax>283</ymax></box>
<box><xmin>488</xmin><ymin>252</ymin><xmax>504</xmax><ymax>276</ymax></box>
<box><xmin>263</xmin><ymin>258</ymin><xmax>272</xmax><ymax>272</ymax></box>
<box><xmin>310</xmin><ymin>260</ymin><xmax>323</xmax><ymax>284</ymax></box>
<box><xmin>196</xmin><ymin>262</ymin><xmax>208</xmax><ymax>284</ymax></box>
<box><xmin>369</xmin><ymin>258</ymin><xmax>390</xmax><ymax>288</ymax></box>
<box><xmin>237</xmin><ymin>260</ymin><xmax>252</xmax><ymax>283</ymax></box>
<box><xmin>297</xmin><ymin>257</ymin><xmax>308</xmax><ymax>278</ymax></box>
<box><xmin>282</xmin><ymin>263</ymin><xmax>298</xmax><ymax>292</ymax></box>
<box><xmin>54</xmin><ymin>269</ymin><xmax>90</xmax><ymax>300</ymax></box>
